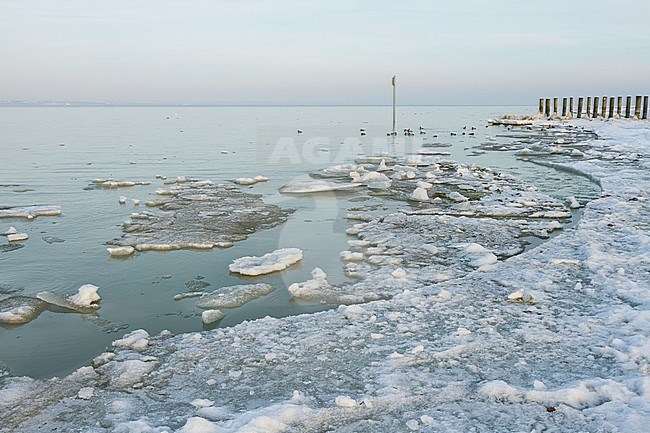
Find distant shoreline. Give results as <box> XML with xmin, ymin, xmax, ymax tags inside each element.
<box><xmin>0</xmin><ymin>101</ymin><xmax>532</xmax><ymax>108</ymax></box>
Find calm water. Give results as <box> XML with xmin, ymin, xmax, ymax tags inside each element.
<box><xmin>0</xmin><ymin>106</ymin><xmax>599</xmax><ymax>378</ymax></box>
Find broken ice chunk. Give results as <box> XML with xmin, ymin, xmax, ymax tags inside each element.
<box><xmin>7</xmin><ymin>233</ymin><xmax>28</xmax><ymax>242</ymax></box>
<box><xmin>201</xmin><ymin>309</ymin><xmax>225</xmax><ymax>324</ymax></box>
<box><xmin>279</xmin><ymin>180</ymin><xmax>361</xmax><ymax>194</ymax></box>
<box><xmin>196</xmin><ymin>284</ymin><xmax>275</xmax><ymax>309</ymax></box>
<box><xmin>229</xmin><ymin>248</ymin><xmax>303</xmax><ymax>276</ymax></box>
<box><xmin>107</xmin><ymin>246</ymin><xmax>135</xmax><ymax>256</ymax></box>
<box><xmin>112</xmin><ymin>329</ymin><xmax>150</xmax><ymax>351</ymax></box>
<box><xmin>288</xmin><ymin>268</ymin><xmax>332</xmax><ymax>300</ymax></box>
<box><xmin>448</xmin><ymin>191</ymin><xmax>469</xmax><ymax>202</ymax></box>
<box><xmin>36</xmin><ymin>284</ymin><xmax>101</xmax><ymax>313</ymax></box>
<box><xmin>566</xmin><ymin>196</ymin><xmax>581</xmax><ymax>209</ymax></box>
<box><xmin>340</xmin><ymin>251</ymin><xmax>364</xmax><ymax>261</ymax></box>
<box><xmin>67</xmin><ymin>284</ymin><xmax>101</xmax><ymax>308</ymax></box>
<box><xmin>0</xmin><ymin>205</ymin><xmax>62</xmax><ymax>220</ymax></box>
<box><xmin>335</xmin><ymin>395</ymin><xmax>358</xmax><ymax>408</ymax></box>
<box><xmin>410</xmin><ymin>187</ymin><xmax>429</xmax><ymax>202</ymax></box>
<box><xmin>0</xmin><ymin>296</ymin><xmax>47</xmax><ymax>324</ymax></box>
<box><xmin>507</xmin><ymin>289</ymin><xmax>535</xmax><ymax>303</ymax></box>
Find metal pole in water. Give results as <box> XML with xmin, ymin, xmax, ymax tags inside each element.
<box><xmin>392</xmin><ymin>75</ymin><xmax>396</xmax><ymax>134</ymax></box>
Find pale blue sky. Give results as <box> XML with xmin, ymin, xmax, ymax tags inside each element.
<box><xmin>1</xmin><ymin>0</ymin><xmax>648</xmax><ymax>105</ymax></box>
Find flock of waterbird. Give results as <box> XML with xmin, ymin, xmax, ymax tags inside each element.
<box><xmin>297</xmin><ymin>125</ymin><xmax>480</xmax><ymax>137</ymax></box>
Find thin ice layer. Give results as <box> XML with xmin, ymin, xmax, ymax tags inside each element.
<box><xmin>196</xmin><ymin>284</ymin><xmax>275</xmax><ymax>309</ymax></box>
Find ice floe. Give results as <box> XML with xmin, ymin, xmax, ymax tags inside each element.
<box><xmin>0</xmin><ymin>205</ymin><xmax>61</xmax><ymax>220</ymax></box>
<box><xmin>92</xmin><ymin>179</ymin><xmax>151</xmax><ymax>188</ymax></box>
<box><xmin>6</xmin><ymin>233</ymin><xmax>28</xmax><ymax>242</ymax></box>
<box><xmin>37</xmin><ymin>284</ymin><xmax>101</xmax><ymax>313</ymax></box>
<box><xmin>107</xmin><ymin>246</ymin><xmax>135</xmax><ymax>257</ymax></box>
<box><xmin>234</xmin><ymin>175</ymin><xmax>268</xmax><ymax>186</ymax></box>
<box><xmin>229</xmin><ymin>248</ymin><xmax>303</xmax><ymax>276</ymax></box>
<box><xmin>201</xmin><ymin>310</ymin><xmax>225</xmax><ymax>325</ymax></box>
<box><xmin>106</xmin><ymin>181</ymin><xmax>293</xmax><ymax>253</ymax></box>
<box><xmin>195</xmin><ymin>284</ymin><xmax>275</xmax><ymax>308</ymax></box>
<box><xmin>279</xmin><ymin>180</ymin><xmax>362</xmax><ymax>194</ymax></box>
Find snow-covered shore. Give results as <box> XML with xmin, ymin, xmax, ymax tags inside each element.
<box><xmin>1</xmin><ymin>120</ymin><xmax>648</xmax><ymax>432</ymax></box>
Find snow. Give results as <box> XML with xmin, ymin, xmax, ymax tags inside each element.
<box><xmin>229</xmin><ymin>248</ymin><xmax>303</xmax><ymax>276</ymax></box>
<box><xmin>2</xmin><ymin>120</ymin><xmax>650</xmax><ymax>432</ymax></box>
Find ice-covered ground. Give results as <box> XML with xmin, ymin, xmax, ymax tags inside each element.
<box><xmin>1</xmin><ymin>120</ymin><xmax>649</xmax><ymax>432</ymax></box>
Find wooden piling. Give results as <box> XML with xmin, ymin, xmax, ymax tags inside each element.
<box><xmin>601</xmin><ymin>96</ymin><xmax>607</xmax><ymax>118</ymax></box>
<box><xmin>561</xmin><ymin>98</ymin><xmax>567</xmax><ymax>117</ymax></box>
<box><xmin>635</xmin><ymin>95</ymin><xmax>642</xmax><ymax>118</ymax></box>
<box><xmin>569</xmin><ymin>97</ymin><xmax>574</xmax><ymax>117</ymax></box>
<box><xmin>586</xmin><ymin>97</ymin><xmax>592</xmax><ymax>118</ymax></box>
<box><xmin>608</xmin><ymin>97</ymin><xmax>614</xmax><ymax>118</ymax></box>
<box><xmin>544</xmin><ymin>98</ymin><xmax>551</xmax><ymax>117</ymax></box>
<box><xmin>626</xmin><ymin>96</ymin><xmax>632</xmax><ymax>118</ymax></box>
<box><xmin>553</xmin><ymin>98</ymin><xmax>558</xmax><ymax>116</ymax></box>
<box><xmin>538</xmin><ymin>98</ymin><xmax>544</xmax><ymax>114</ymax></box>
<box><xmin>643</xmin><ymin>96</ymin><xmax>649</xmax><ymax>120</ymax></box>
<box><xmin>593</xmin><ymin>97</ymin><xmax>599</xmax><ymax>118</ymax></box>
<box><xmin>617</xmin><ymin>96</ymin><xmax>622</xmax><ymax>118</ymax></box>
<box><xmin>577</xmin><ymin>97</ymin><xmax>584</xmax><ymax>118</ymax></box>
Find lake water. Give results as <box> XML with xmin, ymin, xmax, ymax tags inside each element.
<box><xmin>0</xmin><ymin>106</ymin><xmax>600</xmax><ymax>378</ymax></box>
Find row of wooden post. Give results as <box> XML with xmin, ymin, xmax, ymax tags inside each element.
<box><xmin>538</xmin><ymin>95</ymin><xmax>649</xmax><ymax>119</ymax></box>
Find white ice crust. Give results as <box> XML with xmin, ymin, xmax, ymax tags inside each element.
<box><xmin>229</xmin><ymin>248</ymin><xmax>303</xmax><ymax>275</ymax></box>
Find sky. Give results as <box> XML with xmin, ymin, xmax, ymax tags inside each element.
<box><xmin>0</xmin><ymin>0</ymin><xmax>648</xmax><ymax>105</ymax></box>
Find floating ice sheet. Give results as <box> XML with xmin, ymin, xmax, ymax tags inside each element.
<box><xmin>279</xmin><ymin>180</ymin><xmax>362</xmax><ymax>194</ymax></box>
<box><xmin>229</xmin><ymin>249</ymin><xmax>303</xmax><ymax>276</ymax></box>
<box><xmin>107</xmin><ymin>181</ymin><xmax>293</xmax><ymax>253</ymax></box>
<box><xmin>0</xmin><ymin>205</ymin><xmax>61</xmax><ymax>220</ymax></box>
<box><xmin>196</xmin><ymin>283</ymin><xmax>275</xmax><ymax>308</ymax></box>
